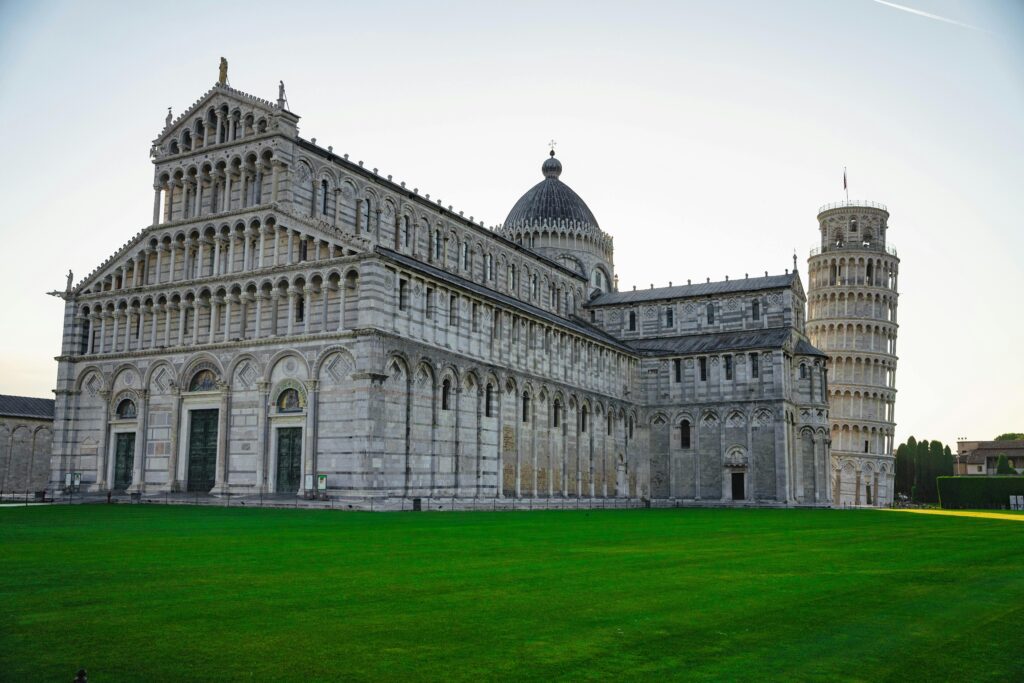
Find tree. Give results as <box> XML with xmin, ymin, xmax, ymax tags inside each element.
<box><xmin>994</xmin><ymin>433</ymin><xmax>1024</xmax><ymax>442</ymax></box>
<box><xmin>996</xmin><ymin>454</ymin><xmax>1015</xmax><ymax>475</ymax></box>
<box><xmin>895</xmin><ymin>441</ymin><xmax>913</xmax><ymax>497</ymax></box>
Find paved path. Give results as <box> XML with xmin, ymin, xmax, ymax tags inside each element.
<box><xmin>884</xmin><ymin>508</ymin><xmax>1024</xmax><ymax>522</ymax></box>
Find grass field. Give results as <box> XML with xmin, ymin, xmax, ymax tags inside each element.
<box><xmin>2</xmin><ymin>506</ymin><xmax>1023</xmax><ymax>682</ymax></box>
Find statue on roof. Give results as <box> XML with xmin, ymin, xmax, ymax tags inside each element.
<box><xmin>278</xmin><ymin>80</ymin><xmax>288</xmax><ymax>109</ymax></box>
<box><xmin>165</xmin><ymin>107</ymin><xmax>172</xmax><ymax>127</ymax></box>
<box><xmin>218</xmin><ymin>57</ymin><xmax>228</xmax><ymax>86</ymax></box>
<box><xmin>66</xmin><ymin>269</ymin><xmax>74</xmax><ymax>292</ymax></box>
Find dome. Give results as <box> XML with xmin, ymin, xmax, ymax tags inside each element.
<box><xmin>503</xmin><ymin>151</ymin><xmax>599</xmax><ymax>229</ymax></box>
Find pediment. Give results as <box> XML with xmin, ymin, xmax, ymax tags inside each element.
<box><xmin>152</xmin><ymin>84</ymin><xmax>295</xmax><ymax>156</ymax></box>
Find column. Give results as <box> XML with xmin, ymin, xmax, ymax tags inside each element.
<box><xmin>255</xmin><ymin>381</ymin><xmax>270</xmax><ymax>493</ymax></box>
<box><xmin>196</xmin><ymin>239</ymin><xmax>206</xmax><ymax>278</ymax></box>
<box><xmin>149</xmin><ymin>304</ymin><xmax>158</xmax><ymax>348</ymax></box>
<box><xmin>223</xmin><ymin>295</ymin><xmax>233</xmax><ymax>343</ymax></box>
<box><xmin>128</xmin><ymin>390</ymin><xmax>149</xmax><ymax>493</ymax></box>
<box><xmin>224</xmin><ymin>171</ymin><xmax>233</xmax><ymax>212</ymax></box>
<box><xmin>227</xmin><ymin>232</ymin><xmax>236</xmax><ymax>274</ymax></box>
<box><xmin>320</xmin><ymin>284</ymin><xmax>329</xmax><ymax>333</ymax></box>
<box><xmin>96</xmin><ymin>390</ymin><xmax>112</xmax><ymax>490</ymax></box>
<box><xmin>164</xmin><ymin>388</ymin><xmax>183</xmax><ymax>492</ymax></box>
<box><xmin>88</xmin><ymin>315</ymin><xmax>99</xmax><ymax>354</ymax></box>
<box><xmin>152</xmin><ymin>185</ymin><xmax>162</xmax><ymax>225</ymax></box>
<box><xmin>154</xmin><ymin>246</ymin><xmax>163</xmax><ymax>285</ymax></box>
<box><xmin>304</xmin><ymin>380</ymin><xmax>319</xmax><ymax>496</ymax></box>
<box><xmin>168</xmin><ymin>244</ymin><xmax>177</xmax><ymax>283</ymax></box>
<box><xmin>191</xmin><ymin>302</ymin><xmax>201</xmax><ymax>346</ymax></box>
<box><xmin>286</xmin><ymin>291</ymin><xmax>296</xmax><ymax>336</ymax></box>
<box><xmin>303</xmin><ymin>287</ymin><xmax>312</xmax><ymax>334</ymax></box>
<box><xmin>257</xmin><ymin>228</ymin><xmax>266</xmax><ymax>269</ymax></box>
<box><xmin>208</xmin><ymin>297</ymin><xmax>220</xmax><ymax>345</ymax></box>
<box><xmin>177</xmin><ymin>303</ymin><xmax>186</xmax><ymax>346</ymax></box>
<box><xmin>212</xmin><ymin>383</ymin><xmax>231</xmax><ymax>494</ymax></box>
<box><xmin>98</xmin><ymin>314</ymin><xmax>107</xmax><ymax>354</ymax></box>
<box><xmin>242</xmin><ymin>229</ymin><xmax>252</xmax><ymax>271</ymax></box>
<box><xmin>110</xmin><ymin>312</ymin><xmax>120</xmax><ymax>353</ymax></box>
<box><xmin>271</xmin><ymin>162</ymin><xmax>280</xmax><ymax>203</ymax></box>
<box><xmin>272</xmin><ymin>227</ymin><xmax>281</xmax><ymax>266</ymax></box>
<box><xmin>213</xmin><ymin>237</ymin><xmax>222</xmax><ymax>276</ymax></box>
<box><xmin>254</xmin><ymin>294</ymin><xmax>263</xmax><ymax>339</ymax></box>
<box><xmin>163</xmin><ymin>303</ymin><xmax>173</xmax><ymax>347</ymax></box>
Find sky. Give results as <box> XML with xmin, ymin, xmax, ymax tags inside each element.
<box><xmin>0</xmin><ymin>0</ymin><xmax>1021</xmax><ymax>447</ymax></box>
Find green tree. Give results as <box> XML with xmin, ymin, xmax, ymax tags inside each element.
<box><xmin>996</xmin><ymin>454</ymin><xmax>1015</xmax><ymax>475</ymax></box>
<box><xmin>894</xmin><ymin>441</ymin><xmax>913</xmax><ymax>497</ymax></box>
<box><xmin>994</xmin><ymin>433</ymin><xmax>1024</xmax><ymax>441</ymax></box>
<box><xmin>913</xmin><ymin>439</ymin><xmax>932</xmax><ymax>502</ymax></box>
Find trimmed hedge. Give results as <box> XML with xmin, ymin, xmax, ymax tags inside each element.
<box><xmin>937</xmin><ymin>476</ymin><xmax>1024</xmax><ymax>509</ymax></box>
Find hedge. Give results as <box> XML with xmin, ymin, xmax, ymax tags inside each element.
<box><xmin>936</xmin><ymin>476</ymin><xmax>1024</xmax><ymax>509</ymax></box>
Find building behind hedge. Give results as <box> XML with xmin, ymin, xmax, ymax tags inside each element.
<box><xmin>1</xmin><ymin>394</ymin><xmax>54</xmax><ymax>498</ymax></box>
<box><xmin>48</xmin><ymin>63</ymin><xmax>833</xmax><ymax>506</ymax></box>
<box><xmin>955</xmin><ymin>440</ymin><xmax>1024</xmax><ymax>476</ymax></box>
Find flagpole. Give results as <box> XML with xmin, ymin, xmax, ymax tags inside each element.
<box><xmin>844</xmin><ymin>166</ymin><xmax>849</xmax><ymax>202</ymax></box>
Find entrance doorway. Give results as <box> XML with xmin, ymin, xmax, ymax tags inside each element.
<box><xmin>276</xmin><ymin>427</ymin><xmax>302</xmax><ymax>493</ymax></box>
<box><xmin>865</xmin><ymin>483</ymin><xmax>873</xmax><ymax>506</ymax></box>
<box><xmin>187</xmin><ymin>409</ymin><xmax>218</xmax><ymax>493</ymax></box>
<box><xmin>731</xmin><ymin>471</ymin><xmax>745</xmax><ymax>501</ymax></box>
<box><xmin>113</xmin><ymin>432</ymin><xmax>135</xmax><ymax>490</ymax></box>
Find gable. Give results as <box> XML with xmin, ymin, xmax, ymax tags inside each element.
<box><xmin>152</xmin><ymin>84</ymin><xmax>294</xmax><ymax>156</ymax></box>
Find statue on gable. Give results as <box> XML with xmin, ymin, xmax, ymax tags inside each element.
<box><xmin>165</xmin><ymin>107</ymin><xmax>172</xmax><ymax>127</ymax></box>
<box><xmin>66</xmin><ymin>269</ymin><xmax>74</xmax><ymax>292</ymax></box>
<box><xmin>218</xmin><ymin>57</ymin><xmax>228</xmax><ymax>86</ymax></box>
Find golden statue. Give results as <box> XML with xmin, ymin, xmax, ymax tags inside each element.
<box><xmin>218</xmin><ymin>57</ymin><xmax>228</xmax><ymax>86</ymax></box>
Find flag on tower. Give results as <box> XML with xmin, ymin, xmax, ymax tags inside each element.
<box><xmin>843</xmin><ymin>168</ymin><xmax>847</xmax><ymax>191</ymax></box>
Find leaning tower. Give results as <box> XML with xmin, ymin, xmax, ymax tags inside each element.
<box><xmin>806</xmin><ymin>201</ymin><xmax>899</xmax><ymax>506</ymax></box>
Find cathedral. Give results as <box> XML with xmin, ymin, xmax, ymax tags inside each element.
<box><xmin>48</xmin><ymin>65</ymin><xmax>840</xmax><ymax>507</ymax></box>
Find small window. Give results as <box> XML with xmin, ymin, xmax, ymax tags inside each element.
<box><xmin>724</xmin><ymin>355</ymin><xmax>733</xmax><ymax>380</ymax></box>
<box><xmin>471</xmin><ymin>302</ymin><xmax>480</xmax><ymax>331</ymax></box>
<box><xmin>116</xmin><ymin>399</ymin><xmax>137</xmax><ymax>420</ymax></box>
<box><xmin>189</xmin><ymin>369</ymin><xmax>217</xmax><ymax>392</ymax></box>
<box><xmin>449</xmin><ymin>294</ymin><xmax>458</xmax><ymax>326</ymax></box>
<box><xmin>296</xmin><ymin>296</ymin><xmax>305</xmax><ymax>322</ymax></box>
<box><xmin>750</xmin><ymin>352</ymin><xmax>759</xmax><ymax>378</ymax></box>
<box><xmin>864</xmin><ymin>439</ymin><xmax>869</xmax><ymax>453</ymax></box>
<box><xmin>607</xmin><ymin>414</ymin><xmax>613</xmax><ymax>436</ymax></box>
<box><xmin>706</xmin><ymin>303</ymin><xmax>715</xmax><ymax>325</ymax></box>
<box><xmin>532</xmin><ymin>274</ymin><xmax>539</xmax><ymax>300</ymax></box>
<box><xmin>680</xmin><ymin>419</ymin><xmax>691</xmax><ymax>448</ymax></box>
<box><xmin>553</xmin><ymin>400</ymin><xmax>561</xmax><ymax>428</ymax></box>
<box><xmin>434</xmin><ymin>231</ymin><xmax>442</xmax><ymax>260</ymax></box>
<box><xmin>699</xmin><ymin>357</ymin><xmax>708</xmax><ymax>382</ymax></box>
<box><xmin>800</xmin><ymin>363</ymin><xmax>808</xmax><ymax>379</ymax></box>
<box><xmin>628</xmin><ymin>311</ymin><xmax>636</xmax><ymax>331</ymax></box>
<box><xmin>752</xmin><ymin>299</ymin><xmax>760</xmax><ymax>321</ymax></box>
<box><xmin>277</xmin><ymin>388</ymin><xmax>302</xmax><ymax>413</ymax></box>
<box><xmin>321</xmin><ymin>180</ymin><xmax>329</xmax><ymax>215</ymax></box>
<box><xmin>485</xmin><ymin>384</ymin><xmax>494</xmax><ymax>418</ymax></box>
<box><xmin>402</xmin><ymin>216</ymin><xmax>411</xmax><ymax>247</ymax></box>
<box><xmin>665</xmin><ymin>308</ymin><xmax>674</xmax><ymax>327</ymax></box>
<box><xmin>522</xmin><ymin>392</ymin><xmax>530</xmax><ymax>423</ymax></box>
<box><xmin>673</xmin><ymin>359</ymin><xmax>681</xmax><ymax>383</ymax></box>
<box><xmin>299</xmin><ymin>240</ymin><xmax>308</xmax><ymax>262</ymax></box>
<box><xmin>425</xmin><ymin>287</ymin><xmax>434</xmax><ymax>319</ymax></box>
<box><xmin>850</xmin><ymin>218</ymin><xmax>858</xmax><ymax>231</ymax></box>
<box><xmin>628</xmin><ymin>416</ymin><xmax>634</xmax><ymax>439</ymax></box>
<box><xmin>362</xmin><ymin>198</ymin><xmax>372</xmax><ymax>233</ymax></box>
<box><xmin>461</xmin><ymin>243</ymin><xmax>469</xmax><ymax>270</ymax></box>
<box><xmin>398</xmin><ymin>278</ymin><xmax>408</xmax><ymax>311</ymax></box>
<box><xmin>581</xmin><ymin>406</ymin><xmax>589</xmax><ymax>433</ymax></box>
<box><xmin>441</xmin><ymin>379</ymin><xmax>451</xmax><ymax>411</ymax></box>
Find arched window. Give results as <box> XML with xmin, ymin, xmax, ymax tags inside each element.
<box><xmin>441</xmin><ymin>379</ymin><xmax>452</xmax><ymax>410</ymax></box>
<box><xmin>277</xmin><ymin>388</ymin><xmax>302</xmax><ymax>413</ymax></box>
<box><xmin>507</xmin><ymin>265</ymin><xmax>517</xmax><ymax>291</ymax></box>
<box><xmin>752</xmin><ymin>299</ymin><xmax>760</xmax><ymax>321</ymax></box>
<box><xmin>461</xmin><ymin>242</ymin><xmax>469</xmax><ymax>270</ymax></box>
<box><xmin>829</xmin><ymin>263</ymin><xmax>837</xmax><ymax>285</ymax></box>
<box><xmin>296</xmin><ymin>296</ymin><xmax>305</xmax><ymax>322</ymax></box>
<box><xmin>665</xmin><ymin>307</ymin><xmax>674</xmax><ymax>327</ymax></box>
<box><xmin>532</xmin><ymin>274</ymin><xmax>539</xmax><ymax>299</ymax></box>
<box><xmin>522</xmin><ymin>392</ymin><xmax>530</xmax><ymax>423</ymax></box>
<box><xmin>581</xmin><ymin>405</ymin><xmax>589</xmax><ymax>433</ymax></box>
<box><xmin>866</xmin><ymin>262</ymin><xmax>874</xmax><ymax>285</ymax></box>
<box><xmin>607</xmin><ymin>414</ymin><xmax>613</xmax><ymax>436</ymax></box>
<box><xmin>799</xmin><ymin>363</ymin><xmax>808</xmax><ymax>379</ymax></box>
<box><xmin>850</xmin><ymin>218</ymin><xmax>858</xmax><ymax>231</ymax></box>
<box><xmin>680</xmin><ymin>419</ymin><xmax>691</xmax><ymax>448</ymax></box>
<box><xmin>402</xmin><ymin>216</ymin><xmax>411</xmax><ymax>248</ymax></box>
<box><xmin>116</xmin><ymin>399</ymin><xmax>137</xmax><ymax>420</ymax></box>
<box><xmin>485</xmin><ymin>384</ymin><xmax>494</xmax><ymax>417</ymax></box>
<box><xmin>362</xmin><ymin>198</ymin><xmax>372</xmax><ymax>233</ymax></box>
<box><xmin>434</xmin><ymin>231</ymin><xmax>442</xmax><ymax>260</ymax></box>
<box><xmin>628</xmin><ymin>311</ymin><xmax>636</xmax><ymax>331</ymax></box>
<box><xmin>706</xmin><ymin>303</ymin><xmax>715</xmax><ymax>324</ymax></box>
<box><xmin>553</xmin><ymin>400</ymin><xmax>561</xmax><ymax>428</ymax></box>
<box><xmin>189</xmin><ymin>369</ymin><xmax>217</xmax><ymax>392</ymax></box>
<box><xmin>628</xmin><ymin>416</ymin><xmax>634</xmax><ymax>439</ymax></box>
<box><xmin>321</xmin><ymin>180</ymin><xmax>329</xmax><ymax>215</ymax></box>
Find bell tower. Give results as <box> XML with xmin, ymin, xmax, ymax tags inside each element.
<box><xmin>806</xmin><ymin>200</ymin><xmax>900</xmax><ymax>507</ymax></box>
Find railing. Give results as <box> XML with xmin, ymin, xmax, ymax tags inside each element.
<box><xmin>809</xmin><ymin>242</ymin><xmax>897</xmax><ymax>257</ymax></box>
<box><xmin>817</xmin><ymin>200</ymin><xmax>888</xmax><ymax>214</ymax></box>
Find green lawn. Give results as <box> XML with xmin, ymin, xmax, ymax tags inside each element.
<box><xmin>1</xmin><ymin>506</ymin><xmax>1022</xmax><ymax>682</ymax></box>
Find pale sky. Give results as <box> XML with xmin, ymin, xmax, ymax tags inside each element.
<box><xmin>0</xmin><ymin>0</ymin><xmax>1021</xmax><ymax>447</ymax></box>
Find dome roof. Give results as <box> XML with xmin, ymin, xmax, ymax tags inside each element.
<box><xmin>503</xmin><ymin>152</ymin><xmax>599</xmax><ymax>229</ymax></box>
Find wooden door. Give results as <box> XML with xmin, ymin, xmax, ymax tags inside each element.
<box><xmin>114</xmin><ymin>432</ymin><xmax>135</xmax><ymax>490</ymax></box>
<box><xmin>187</xmin><ymin>409</ymin><xmax>218</xmax><ymax>493</ymax></box>
<box><xmin>276</xmin><ymin>427</ymin><xmax>302</xmax><ymax>493</ymax></box>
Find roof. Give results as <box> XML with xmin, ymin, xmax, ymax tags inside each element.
<box><xmin>503</xmin><ymin>154</ymin><xmax>599</xmax><ymax>229</ymax></box>
<box><xmin>626</xmin><ymin>329</ymin><xmax>791</xmax><ymax>356</ymax></box>
<box><xmin>587</xmin><ymin>273</ymin><xmax>797</xmax><ymax>306</ymax></box>
<box><xmin>795</xmin><ymin>338</ymin><xmax>829</xmax><ymax>358</ymax></box>
<box><xmin>375</xmin><ymin>247</ymin><xmax>632</xmax><ymax>353</ymax></box>
<box><xmin>0</xmin><ymin>395</ymin><xmax>55</xmax><ymax>420</ymax></box>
